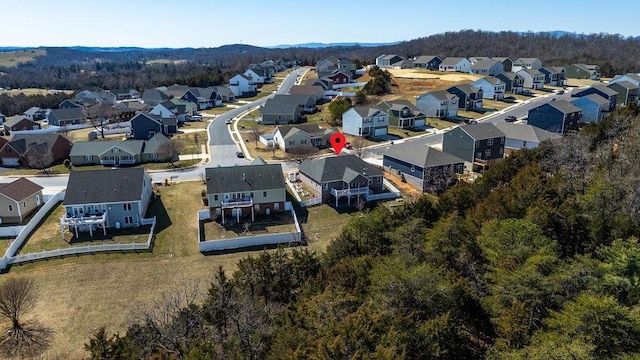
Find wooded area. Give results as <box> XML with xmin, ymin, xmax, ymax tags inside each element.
<box><xmin>79</xmin><ymin>104</ymin><xmax>640</xmax><ymax>359</ymax></box>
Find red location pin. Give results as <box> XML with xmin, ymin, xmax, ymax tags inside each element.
<box><xmin>329</xmin><ymin>133</ymin><xmax>346</xmax><ymax>155</ymax></box>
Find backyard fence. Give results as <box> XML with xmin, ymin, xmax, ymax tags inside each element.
<box><xmin>299</xmin><ymin>197</ymin><xmax>323</xmax><ymax>207</ymax></box>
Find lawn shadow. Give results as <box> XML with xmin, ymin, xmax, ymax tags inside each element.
<box><xmin>145</xmin><ymin>196</ymin><xmax>172</xmax><ymax>234</ymax></box>
<box><xmin>67</xmin><ymin>225</ymin><xmax>152</xmax><ymax>245</ymax></box>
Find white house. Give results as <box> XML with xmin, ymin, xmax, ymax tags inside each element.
<box><xmin>439</xmin><ymin>57</ymin><xmax>471</xmax><ymax>73</ymax></box>
<box><xmin>471</xmin><ymin>77</ymin><xmax>506</xmax><ymax>100</ymax></box>
<box><xmin>229</xmin><ymin>74</ymin><xmax>257</xmax><ymax>97</ymax></box>
<box><xmin>244</xmin><ymin>67</ymin><xmax>266</xmax><ymax>84</ymax></box>
<box><xmin>415</xmin><ymin>91</ymin><xmax>459</xmax><ymax>118</ymax></box>
<box><xmin>494</xmin><ymin>123</ymin><xmax>561</xmax><ymax>150</ymax></box>
<box><xmin>342</xmin><ymin>107</ymin><xmax>389</xmax><ymax>137</ymax></box>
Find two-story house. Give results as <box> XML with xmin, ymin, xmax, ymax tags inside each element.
<box><xmin>539</xmin><ymin>67</ymin><xmax>567</xmax><ymax>86</ymax></box>
<box><xmin>383</xmin><ymin>143</ymin><xmax>465</xmax><ymax>193</ymax></box>
<box><xmin>470</xmin><ymin>60</ymin><xmax>504</xmax><ymax>76</ymax></box>
<box><xmin>60</xmin><ymin>168</ymin><xmax>153</xmax><ymax>237</ymax></box>
<box><xmin>511</xmin><ymin>58</ymin><xmax>542</xmax><ymax>72</ymax></box>
<box><xmin>205</xmin><ymin>162</ymin><xmax>286</xmax><ymax>223</ymax></box>
<box><xmin>130</xmin><ymin>112</ymin><xmax>177</xmax><ymax>140</ymax></box>
<box><xmin>608</xmin><ymin>81</ymin><xmax>639</xmax><ymax>107</ymax></box>
<box><xmin>527</xmin><ymin>100</ymin><xmax>582</xmax><ymax>134</ymax></box>
<box><xmin>447</xmin><ymin>84</ymin><xmax>483</xmax><ymax>110</ymax></box>
<box><xmin>566</xmin><ymin>64</ymin><xmax>600</xmax><ymax>80</ymax></box>
<box><xmin>492</xmin><ymin>57</ymin><xmax>513</xmax><ymax>72</ymax></box>
<box><xmin>412</xmin><ymin>55</ymin><xmax>442</xmax><ymax>70</ymax></box>
<box><xmin>442</xmin><ymin>123</ymin><xmax>506</xmax><ymax>164</ymax></box>
<box><xmin>376</xmin><ymin>54</ymin><xmax>404</xmax><ymax>68</ymax></box>
<box><xmin>571</xmin><ymin>94</ymin><xmax>610</xmax><ymax>123</ymax></box>
<box><xmin>341</xmin><ymin>107</ymin><xmax>389</xmax><ymax>137</ymax></box>
<box><xmin>377</xmin><ymin>99</ymin><xmax>427</xmax><ymax>129</ymax></box>
<box><xmin>572</xmin><ymin>85</ymin><xmax>618</xmax><ymax>111</ymax></box>
<box><xmin>298</xmin><ymin>154</ymin><xmax>384</xmax><ymax>207</ymax></box>
<box><xmin>471</xmin><ymin>77</ymin><xmax>506</xmax><ymax>100</ymax></box>
<box><xmin>494</xmin><ymin>123</ymin><xmax>561</xmax><ymax>152</ymax></box>
<box><xmin>415</xmin><ymin>91</ymin><xmax>459</xmax><ymax>119</ymax></box>
<box><xmin>517</xmin><ymin>69</ymin><xmax>546</xmax><ymax>90</ymax></box>
<box><xmin>229</xmin><ymin>74</ymin><xmax>258</xmax><ymax>97</ymax></box>
<box><xmin>496</xmin><ymin>72</ymin><xmax>525</xmax><ymax>94</ymax></box>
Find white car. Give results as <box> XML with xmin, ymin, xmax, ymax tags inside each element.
<box><xmin>225</xmin><ymin>119</ymin><xmax>232</xmax><ymax>124</ymax></box>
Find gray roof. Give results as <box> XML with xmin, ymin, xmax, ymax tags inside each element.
<box><xmin>275</xmin><ymin>124</ymin><xmax>334</xmax><ymax>139</ymax></box>
<box><xmin>49</xmin><ymin>108</ymin><xmax>84</xmax><ymax>121</ymax></box>
<box><xmin>142</xmin><ymin>133</ymin><xmax>170</xmax><ymax>154</ymax></box>
<box><xmin>458</xmin><ymin>123</ymin><xmax>505</xmax><ymax>140</ymax></box>
<box><xmin>384</xmin><ymin>143</ymin><xmax>465</xmax><ymax>168</ymax></box>
<box><xmin>575</xmin><ymin>84</ymin><xmax>618</xmax><ymax>97</ymax></box>
<box><xmin>70</xmin><ymin>139</ymin><xmax>144</xmax><ymax>157</ymax></box>
<box><xmin>515</xmin><ymin>57</ymin><xmax>541</xmax><ymax>64</ymax></box>
<box><xmin>10</xmin><ymin>133</ymin><xmax>66</xmax><ymax>155</ymax></box>
<box><xmin>540</xmin><ymin>66</ymin><xmax>565</xmax><ymax>74</ymax></box>
<box><xmin>609</xmin><ymin>80</ymin><xmax>639</xmax><ymax>90</ymax></box>
<box><xmin>351</xmin><ymin>106</ymin><xmax>388</xmax><ymax>118</ymax></box>
<box><xmin>520</xmin><ymin>69</ymin><xmax>544</xmax><ymax>76</ymax></box>
<box><xmin>260</xmin><ymin>101</ymin><xmax>299</xmax><ymax>116</ymax></box>
<box><xmin>497</xmin><ymin>72</ymin><xmax>521</xmax><ymax>81</ymax></box>
<box><xmin>495</xmin><ymin>123</ymin><xmax>561</xmax><ymax>144</ymax></box>
<box><xmin>492</xmin><ymin>57</ymin><xmax>512</xmax><ymax>62</ymax></box>
<box><xmin>417</xmin><ymin>90</ymin><xmax>457</xmax><ymax>101</ymax></box>
<box><xmin>414</xmin><ymin>55</ymin><xmax>440</xmax><ymax>63</ymax></box>
<box><xmin>470</xmin><ymin>59</ymin><xmax>501</xmax><ymax>70</ymax></box>
<box><xmin>24</xmin><ymin>107</ymin><xmax>43</xmax><ymax>116</ymax></box>
<box><xmin>271</xmin><ymin>94</ymin><xmax>314</xmax><ymax>106</ymax></box>
<box><xmin>64</xmin><ymin>168</ymin><xmax>148</xmax><ymax>205</ymax></box>
<box><xmin>547</xmin><ymin>99</ymin><xmax>582</xmax><ymax>114</ymax></box>
<box><xmin>379</xmin><ymin>99</ymin><xmax>423</xmax><ymax>113</ymax></box>
<box><xmin>205</xmin><ymin>163</ymin><xmax>285</xmax><ymax>194</ymax></box>
<box><xmin>572</xmin><ymin>93</ymin><xmax>610</xmax><ymax>106</ymax></box>
<box><xmin>449</xmin><ymin>83</ymin><xmax>481</xmax><ymax>94</ymax></box>
<box><xmin>142</xmin><ymin>89</ymin><xmax>170</xmax><ymax>102</ymax></box>
<box><xmin>298</xmin><ymin>154</ymin><xmax>383</xmax><ymax>183</ymax></box>
<box><xmin>3</xmin><ymin>116</ymin><xmax>37</xmax><ymax>128</ymax></box>
<box><xmin>474</xmin><ymin>77</ymin><xmax>504</xmax><ymax>86</ymax></box>
<box><xmin>441</xmin><ymin>57</ymin><xmax>468</xmax><ymax>66</ymax></box>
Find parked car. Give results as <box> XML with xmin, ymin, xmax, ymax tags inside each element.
<box><xmin>505</xmin><ymin>115</ymin><xmax>517</xmax><ymax>122</ymax></box>
<box><xmin>236</xmin><ymin>151</ymin><xmax>244</xmax><ymax>158</ymax></box>
<box><xmin>522</xmin><ymin>89</ymin><xmax>533</xmax><ymax>95</ymax></box>
<box><xmin>345</xmin><ymin>142</ymin><xmax>352</xmax><ymax>149</ymax></box>
<box><xmin>225</xmin><ymin>119</ymin><xmax>232</xmax><ymax>124</ymax></box>
<box><xmin>557</xmin><ymin>90</ymin><xmax>565</xmax><ymax>95</ymax></box>
<box><xmin>190</xmin><ymin>114</ymin><xmax>203</xmax><ymax>121</ymax></box>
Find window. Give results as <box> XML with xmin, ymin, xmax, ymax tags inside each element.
<box><xmin>113</xmin><ymin>148</ymin><xmax>120</xmax><ymax>153</ymax></box>
<box><xmin>36</xmin><ymin>195</ymin><xmax>40</xmax><ymax>206</ymax></box>
<box><xmin>500</xmin><ymin>148</ymin><xmax>504</xmax><ymax>155</ymax></box>
<box><xmin>487</xmin><ymin>138</ymin><xmax>493</xmax><ymax>146</ymax></box>
<box><xmin>123</xmin><ymin>203</ymin><xmax>132</xmax><ymax>211</ymax></box>
<box><xmin>23</xmin><ymin>202</ymin><xmax>26</xmax><ymax>207</ymax></box>
<box><xmin>124</xmin><ymin>216</ymin><xmax>133</xmax><ymax>224</ymax></box>
<box><xmin>214</xmin><ymin>195</ymin><xmax>218</xmax><ymax>201</ymax></box>
<box><xmin>84</xmin><ymin>155</ymin><xmax>93</xmax><ymax>161</ymax></box>
<box><xmin>500</xmin><ymin>137</ymin><xmax>504</xmax><ymax>144</ymax></box>
<box><xmin>288</xmin><ymin>140</ymin><xmax>294</xmax><ymax>146</ymax></box>
<box><xmin>274</xmin><ymin>203</ymin><xmax>280</xmax><ymax>211</ymax></box>
<box><xmin>475</xmin><ymin>140</ymin><xmax>480</xmax><ymax>148</ymax></box>
<box><xmin>7</xmin><ymin>205</ymin><xmax>12</xmax><ymax>212</ymax></box>
<box><xmin>411</xmin><ymin>165</ymin><xmax>415</xmax><ymax>172</ymax></box>
<box><xmin>263</xmin><ymin>191</ymin><xmax>267</xmax><ymax>197</ymax></box>
<box><xmin>323</xmin><ymin>183</ymin><xmax>328</xmax><ymax>190</ymax></box>
<box><xmin>485</xmin><ymin>149</ymin><xmax>492</xmax><ymax>158</ymax></box>
<box><xmin>377</xmin><ymin>177</ymin><xmax>382</xmax><ymax>183</ymax></box>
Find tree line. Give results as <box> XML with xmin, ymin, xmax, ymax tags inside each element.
<box><xmin>69</xmin><ymin>104</ymin><xmax>640</xmax><ymax>359</ymax></box>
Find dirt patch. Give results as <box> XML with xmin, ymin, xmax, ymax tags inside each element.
<box><xmin>383</xmin><ymin>169</ymin><xmax>422</xmax><ymax>200</ymax></box>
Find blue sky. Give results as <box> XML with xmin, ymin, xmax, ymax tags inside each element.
<box><xmin>1</xmin><ymin>0</ymin><xmax>637</xmax><ymax>48</ymax></box>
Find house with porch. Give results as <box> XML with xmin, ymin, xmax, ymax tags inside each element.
<box><xmin>341</xmin><ymin>107</ymin><xmax>389</xmax><ymax>137</ymax></box>
<box><xmin>517</xmin><ymin>69</ymin><xmax>545</xmax><ymax>90</ymax></box>
<box><xmin>383</xmin><ymin>143</ymin><xmax>465</xmax><ymax>193</ymax></box>
<box><xmin>229</xmin><ymin>74</ymin><xmax>258</xmax><ymax>97</ymax></box>
<box><xmin>442</xmin><ymin>123</ymin><xmax>506</xmax><ymax>164</ymax></box>
<box><xmin>298</xmin><ymin>154</ymin><xmax>384</xmax><ymax>207</ymax></box>
<box><xmin>608</xmin><ymin>81</ymin><xmax>639</xmax><ymax>106</ymax></box>
<box><xmin>413</xmin><ymin>55</ymin><xmax>442</xmax><ymax>70</ymax></box>
<box><xmin>376</xmin><ymin>54</ymin><xmax>404</xmax><ymax>68</ymax></box>
<box><xmin>527</xmin><ymin>100</ymin><xmax>582</xmax><ymax>134</ymax></box>
<box><xmin>571</xmin><ymin>94</ymin><xmax>610</xmax><ymax>123</ymax></box>
<box><xmin>324</xmin><ymin>70</ymin><xmax>351</xmax><ymax>85</ymax></box>
<box><xmin>447</xmin><ymin>84</ymin><xmax>483</xmax><ymax>110</ymax></box>
<box><xmin>492</xmin><ymin>57</ymin><xmax>513</xmax><ymax>72</ymax></box>
<box><xmin>205</xmin><ymin>162</ymin><xmax>286</xmax><ymax>223</ymax></box>
<box><xmin>0</xmin><ymin>178</ymin><xmax>43</xmax><ymax>224</ymax></box>
<box><xmin>47</xmin><ymin>108</ymin><xmax>85</xmax><ymax>126</ymax></box>
<box><xmin>271</xmin><ymin>124</ymin><xmax>335</xmax><ymax>151</ymax></box>
<box><xmin>609</xmin><ymin>73</ymin><xmax>640</xmax><ymax>87</ymax></box>
<box><xmin>271</xmin><ymin>94</ymin><xmax>316</xmax><ymax>114</ymax></box>
<box><xmin>259</xmin><ymin>101</ymin><xmax>302</xmax><ymax>125</ymax></box>
<box><xmin>471</xmin><ymin>77</ymin><xmax>506</xmax><ymax>100</ymax></box>
<box><xmin>377</xmin><ymin>99</ymin><xmax>427</xmax><ymax>129</ymax></box>
<box><xmin>69</xmin><ymin>133</ymin><xmax>171</xmax><ymax>166</ymax></box>
<box><xmin>539</xmin><ymin>67</ymin><xmax>566</xmax><ymax>86</ymax></box>
<box><xmin>181</xmin><ymin>87</ymin><xmax>222</xmax><ymax>109</ymax></box>
<box><xmin>572</xmin><ymin>84</ymin><xmax>618</xmax><ymax>111</ymax></box>
<box><xmin>496</xmin><ymin>72</ymin><xmax>525</xmax><ymax>94</ymax></box>
<box><xmin>60</xmin><ymin>168</ymin><xmax>153</xmax><ymax>237</ymax></box>
<box><xmin>415</xmin><ymin>91</ymin><xmax>459</xmax><ymax>118</ymax></box>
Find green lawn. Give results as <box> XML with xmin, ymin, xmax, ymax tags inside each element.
<box><xmin>0</xmin><ymin>49</ymin><xmax>46</xmax><ymax>67</ymax></box>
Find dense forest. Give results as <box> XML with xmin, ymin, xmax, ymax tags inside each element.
<box><xmin>77</xmin><ymin>104</ymin><xmax>640</xmax><ymax>359</ymax></box>
<box><xmin>2</xmin><ymin>30</ymin><xmax>640</xmax><ymax>95</ymax></box>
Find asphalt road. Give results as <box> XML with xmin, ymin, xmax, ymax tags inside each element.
<box><xmin>363</xmin><ymin>88</ymin><xmax>577</xmax><ymax>162</ymax></box>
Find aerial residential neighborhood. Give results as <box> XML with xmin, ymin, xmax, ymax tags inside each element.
<box><xmin>2</xmin><ymin>3</ymin><xmax>640</xmax><ymax>357</ymax></box>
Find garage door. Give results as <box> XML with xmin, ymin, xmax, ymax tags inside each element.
<box><xmin>2</xmin><ymin>158</ymin><xmax>19</xmax><ymax>167</ymax></box>
<box><xmin>374</xmin><ymin>127</ymin><xmax>387</xmax><ymax>136</ymax></box>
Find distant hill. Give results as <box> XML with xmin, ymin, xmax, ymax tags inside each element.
<box><xmin>269</xmin><ymin>42</ymin><xmax>401</xmax><ymax>49</ymax></box>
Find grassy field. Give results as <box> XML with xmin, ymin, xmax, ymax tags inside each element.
<box><xmin>0</xmin><ymin>88</ymin><xmax>74</xmax><ymax>96</ymax></box>
<box><xmin>2</xmin><ymin>180</ymin><xmax>355</xmax><ymax>359</ymax></box>
<box><xmin>0</xmin><ymin>49</ymin><xmax>46</xmax><ymax>67</ymax></box>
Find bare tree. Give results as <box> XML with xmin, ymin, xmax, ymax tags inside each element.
<box><xmin>350</xmin><ymin>136</ymin><xmax>368</xmax><ymax>158</ymax></box>
<box><xmin>158</xmin><ymin>139</ymin><xmax>186</xmax><ymax>167</ymax></box>
<box><xmin>423</xmin><ymin>165</ymin><xmax>458</xmax><ymax>193</ymax></box>
<box><xmin>271</xmin><ymin>142</ymin><xmax>280</xmax><ymax>157</ymax></box>
<box><xmin>285</xmin><ymin>145</ymin><xmax>317</xmax><ymax>164</ymax></box>
<box><xmin>0</xmin><ymin>278</ymin><xmax>51</xmax><ymax>358</ymax></box>
<box><xmin>25</xmin><ymin>145</ymin><xmax>54</xmax><ymax>170</ymax></box>
<box><xmin>57</xmin><ymin>124</ymin><xmax>73</xmax><ymax>142</ymax></box>
<box><xmin>247</xmin><ymin>124</ymin><xmax>263</xmax><ymax>148</ymax></box>
<box><xmin>85</xmin><ymin>102</ymin><xmax>115</xmax><ymax>139</ymax></box>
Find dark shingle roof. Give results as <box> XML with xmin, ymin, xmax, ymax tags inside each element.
<box><xmin>205</xmin><ymin>163</ymin><xmax>285</xmax><ymax>194</ymax></box>
<box><xmin>471</xmin><ymin>59</ymin><xmax>501</xmax><ymax>70</ymax></box>
<box><xmin>351</xmin><ymin>107</ymin><xmax>388</xmax><ymax>118</ymax></box>
<box><xmin>64</xmin><ymin>168</ymin><xmax>148</xmax><ymax>205</ymax></box>
<box><xmin>10</xmin><ymin>133</ymin><xmax>66</xmax><ymax>155</ymax></box>
<box><xmin>448</xmin><ymin>84</ymin><xmax>481</xmax><ymax>94</ymax></box>
<box><xmin>384</xmin><ymin>143</ymin><xmax>465</xmax><ymax>168</ymax></box>
<box><xmin>298</xmin><ymin>154</ymin><xmax>382</xmax><ymax>183</ymax></box>
<box><xmin>458</xmin><ymin>123</ymin><xmax>505</xmax><ymax>140</ymax></box>
<box><xmin>418</xmin><ymin>90</ymin><xmax>457</xmax><ymax>101</ymax></box>
<box><xmin>547</xmin><ymin>99</ymin><xmax>582</xmax><ymax>114</ymax></box>
<box><xmin>609</xmin><ymin>80</ymin><xmax>638</xmax><ymax>90</ymax></box>
<box><xmin>495</xmin><ymin>123</ymin><xmax>561</xmax><ymax>143</ymax></box>
<box><xmin>441</xmin><ymin>57</ymin><xmax>468</xmax><ymax>66</ymax></box>
<box><xmin>49</xmin><ymin>108</ymin><xmax>84</xmax><ymax>121</ymax></box>
<box><xmin>0</xmin><ymin>178</ymin><xmax>42</xmax><ymax>202</ymax></box>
